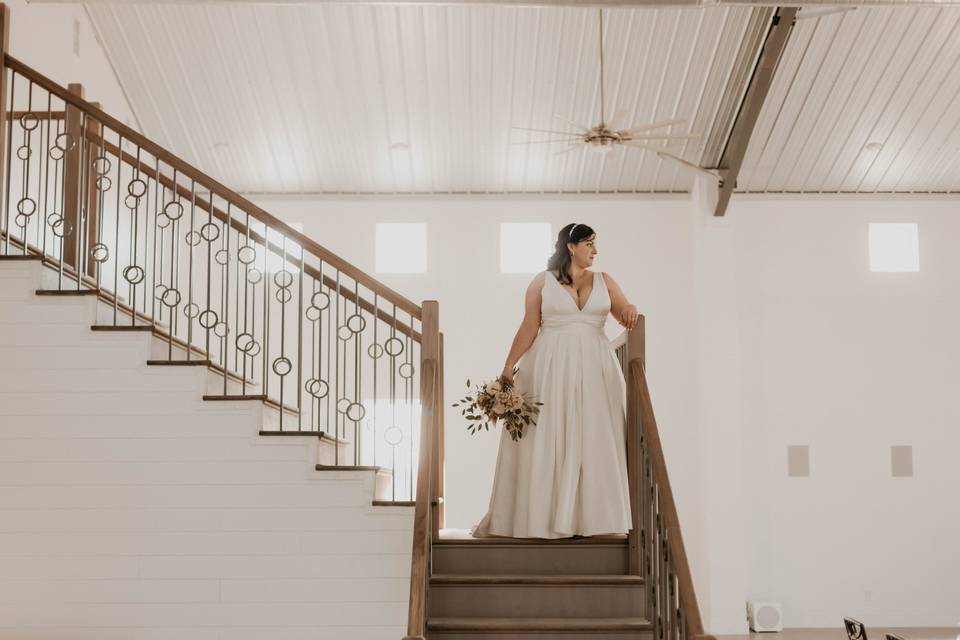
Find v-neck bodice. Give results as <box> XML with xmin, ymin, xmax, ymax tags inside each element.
<box><xmin>541</xmin><ymin>270</ymin><xmax>609</xmax><ymax>330</ymax></box>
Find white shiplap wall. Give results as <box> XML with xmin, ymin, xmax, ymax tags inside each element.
<box><xmin>0</xmin><ymin>262</ymin><xmax>413</xmax><ymax>639</ymax></box>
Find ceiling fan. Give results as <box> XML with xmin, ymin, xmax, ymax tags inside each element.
<box><xmin>513</xmin><ymin>8</ymin><xmax>704</xmax><ymax>173</ymax></box>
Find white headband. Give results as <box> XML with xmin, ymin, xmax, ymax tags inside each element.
<box><xmin>569</xmin><ymin>223</ymin><xmax>581</xmax><ymax>238</ymax></box>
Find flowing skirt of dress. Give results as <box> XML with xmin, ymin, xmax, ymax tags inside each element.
<box><xmin>470</xmin><ymin>280</ymin><xmax>632</xmax><ymax>539</ymax></box>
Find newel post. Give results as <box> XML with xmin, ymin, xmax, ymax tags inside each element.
<box><xmin>0</xmin><ymin>3</ymin><xmax>10</xmax><ymax>254</ymax></box>
<box><xmin>436</xmin><ymin>330</ymin><xmax>445</xmax><ymax>535</ymax></box>
<box><xmin>625</xmin><ymin>315</ymin><xmax>646</xmax><ymax>575</ymax></box>
<box><xmin>62</xmin><ymin>82</ymin><xmax>83</xmax><ymax>270</ymax></box>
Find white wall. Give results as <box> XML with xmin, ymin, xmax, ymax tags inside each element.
<box><xmin>6</xmin><ymin>0</ymin><xmax>136</xmax><ymax>125</ymax></box>
<box><xmin>249</xmin><ymin>193</ymin><xmax>710</xmax><ymax>630</ymax></box>
<box><xmin>728</xmin><ymin>196</ymin><xmax>960</xmax><ymax>629</ymax></box>
<box><xmin>0</xmin><ymin>262</ymin><xmax>412</xmax><ymax>639</ymax></box>
<box><xmin>253</xmin><ymin>192</ymin><xmax>960</xmax><ymax>634</ymax></box>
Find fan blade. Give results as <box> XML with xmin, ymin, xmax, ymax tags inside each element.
<box><xmin>622</xmin><ymin>141</ymin><xmax>670</xmax><ymax>152</ymax></box>
<box><xmin>553</xmin><ymin>113</ymin><xmax>590</xmax><ymax>132</ymax></box>
<box><xmin>607</xmin><ymin>109</ymin><xmax>629</xmax><ymax>130</ymax></box>
<box><xmin>511</xmin><ymin>126</ymin><xmax>582</xmax><ymax>137</ymax></box>
<box><xmin>623</xmin><ymin>117</ymin><xmax>688</xmax><ymax>135</ymax></box>
<box><xmin>649</xmin><ymin>148</ymin><xmax>718</xmax><ymax>178</ymax></box>
<box><xmin>553</xmin><ymin>143</ymin><xmax>585</xmax><ymax>157</ymax></box>
<box><xmin>622</xmin><ymin>133</ymin><xmax>701</xmax><ymax>142</ymax></box>
<box><xmin>511</xmin><ymin>138</ymin><xmax>585</xmax><ymax>145</ymax></box>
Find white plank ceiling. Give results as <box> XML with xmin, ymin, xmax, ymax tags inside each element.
<box><xmin>86</xmin><ymin>3</ymin><xmax>759</xmax><ymax>194</ymax></box>
<box><xmin>85</xmin><ymin>3</ymin><xmax>960</xmax><ymax>195</ymax></box>
<box><xmin>740</xmin><ymin>6</ymin><xmax>960</xmax><ymax>194</ymax></box>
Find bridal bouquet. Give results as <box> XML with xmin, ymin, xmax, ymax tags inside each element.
<box><xmin>453</xmin><ymin>367</ymin><xmax>543</xmax><ymax>441</ymax></box>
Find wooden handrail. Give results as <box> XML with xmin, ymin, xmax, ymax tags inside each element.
<box><xmin>4</xmin><ymin>54</ymin><xmax>422</xmax><ymax>321</ymax></box>
<box><xmin>614</xmin><ymin>318</ymin><xmax>705</xmax><ymax>638</ymax></box>
<box><xmin>405</xmin><ymin>300</ymin><xmax>439</xmax><ymax>640</ymax></box>
<box><xmin>630</xmin><ymin>357</ymin><xmax>704</xmax><ymax>635</ymax></box>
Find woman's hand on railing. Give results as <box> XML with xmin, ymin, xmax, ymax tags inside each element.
<box><xmin>618</xmin><ymin>304</ymin><xmax>640</xmax><ymax>330</ymax></box>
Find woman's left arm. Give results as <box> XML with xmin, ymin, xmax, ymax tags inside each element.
<box><xmin>602</xmin><ymin>272</ymin><xmax>640</xmax><ymax>330</ymax></box>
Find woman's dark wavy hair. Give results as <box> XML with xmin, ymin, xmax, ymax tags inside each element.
<box><xmin>546</xmin><ymin>223</ymin><xmax>596</xmax><ymax>285</ymax></box>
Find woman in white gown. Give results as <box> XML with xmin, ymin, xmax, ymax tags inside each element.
<box><xmin>471</xmin><ymin>223</ymin><xmax>640</xmax><ymax>539</ymax></box>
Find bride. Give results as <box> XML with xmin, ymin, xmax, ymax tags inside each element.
<box><xmin>470</xmin><ymin>222</ymin><xmax>640</xmax><ymax>539</ymax></box>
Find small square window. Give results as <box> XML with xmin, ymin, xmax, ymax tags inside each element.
<box><xmin>376</xmin><ymin>223</ymin><xmax>426</xmax><ymax>274</ymax></box>
<box><xmin>869</xmin><ymin>223</ymin><xmax>919</xmax><ymax>272</ymax></box>
<box><xmin>500</xmin><ymin>223</ymin><xmax>552</xmax><ymax>273</ymax></box>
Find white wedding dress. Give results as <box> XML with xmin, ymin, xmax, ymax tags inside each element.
<box><xmin>470</xmin><ymin>269</ymin><xmax>633</xmax><ymax>539</ymax></box>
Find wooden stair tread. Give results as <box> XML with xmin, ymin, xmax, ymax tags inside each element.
<box><xmin>372</xmin><ymin>500</ymin><xmax>414</xmax><ymax>507</ymax></box>
<box><xmin>91</xmin><ymin>324</ymin><xmax>154</xmax><ymax>331</ymax></box>
<box><xmin>430</xmin><ymin>574</ymin><xmax>643</xmax><ymax>585</ymax></box>
<box><xmin>259</xmin><ymin>429</ymin><xmax>350</xmax><ymax>445</ymax></box>
<box><xmin>0</xmin><ymin>254</ymin><xmax>42</xmax><ymax>260</ymax></box>
<box><xmin>435</xmin><ymin>535</ymin><xmax>628</xmax><ymax>546</ymax></box>
<box><xmin>147</xmin><ymin>359</ymin><xmax>212</xmax><ymax>366</ymax></box>
<box><xmin>36</xmin><ymin>288</ymin><xmax>99</xmax><ymax>295</ymax></box>
<box><xmin>426</xmin><ymin>617</ymin><xmax>652</xmax><ymax>631</ymax></box>
<box><xmin>315</xmin><ymin>464</ymin><xmax>385</xmax><ymax>472</ymax></box>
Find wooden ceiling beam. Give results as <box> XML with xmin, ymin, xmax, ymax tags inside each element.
<box><xmin>714</xmin><ymin>7</ymin><xmax>798</xmax><ymax>216</ymax></box>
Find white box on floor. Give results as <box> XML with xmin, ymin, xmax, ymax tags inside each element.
<box><xmin>747</xmin><ymin>601</ymin><xmax>783</xmax><ymax>632</ymax></box>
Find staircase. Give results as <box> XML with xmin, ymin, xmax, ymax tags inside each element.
<box><xmin>0</xmin><ymin>41</ymin><xmax>430</xmax><ymax>504</ymax></box>
<box><xmin>426</xmin><ymin>534</ymin><xmax>650</xmax><ymax>640</ymax></box>
<box><xmin>0</xmin><ymin>10</ymin><xmax>707</xmax><ymax>639</ymax></box>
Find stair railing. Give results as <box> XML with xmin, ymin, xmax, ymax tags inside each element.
<box><xmin>612</xmin><ymin>317</ymin><xmax>708</xmax><ymax>640</ymax></box>
<box><xmin>0</xmin><ymin>32</ymin><xmax>431</xmax><ymax>501</ymax></box>
<box><xmin>404</xmin><ymin>302</ymin><xmax>440</xmax><ymax>640</ymax></box>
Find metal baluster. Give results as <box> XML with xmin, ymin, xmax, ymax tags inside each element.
<box><xmin>34</xmin><ymin>93</ymin><xmax>51</xmax><ymax>252</ymax></box>
<box><xmin>325</xmin><ymin>269</ymin><xmax>332</xmax><ymax>435</ymax></box>
<box><xmin>262</xmin><ymin>225</ymin><xmax>270</xmax><ymax>407</ymax></box>
<box><xmin>126</xmin><ymin>145</ymin><xmax>143</xmax><ymax>322</ymax></box>
<box><xmin>110</xmin><ymin>133</ymin><xmax>122</xmax><ymax>319</ymax></box>
<box><xmin>22</xmin><ymin>82</ymin><xmax>33</xmax><ymax>258</ymax></box>
<box><xmin>239</xmin><ymin>213</ymin><xmax>251</xmax><ymax>393</ymax></box>
<box><xmin>75</xmin><ymin>110</ymin><xmax>89</xmax><ymax>290</ymax></box>
<box><xmin>372</xmin><ymin>292</ymin><xmax>378</xmax><ymax>467</ymax></box>
<box><xmin>277</xmin><ymin>234</ymin><xmax>289</xmax><ymax>429</ymax></box>
<box><xmin>389</xmin><ymin>304</ymin><xmax>399</xmax><ymax>500</ymax></box>
<box><xmin>203</xmin><ymin>188</ymin><xmax>213</xmax><ymax>360</ymax></box>
<box><xmin>166</xmin><ymin>171</ymin><xmax>180</xmax><ymax>359</ymax></box>
<box><xmin>406</xmin><ymin>313</ymin><xmax>414</xmax><ymax>500</ymax></box>
<box><xmin>2</xmin><ymin>72</ymin><xmax>15</xmax><ymax>256</ymax></box>
<box><xmin>333</xmin><ymin>270</ymin><xmax>341</xmax><ymax>464</ymax></box>
<box><xmin>185</xmin><ymin>179</ymin><xmax>197</xmax><ymax>360</ymax></box>
<box><xmin>353</xmin><ymin>278</ymin><xmax>361</xmax><ymax>465</ymax></box>
<box><xmin>221</xmin><ymin>202</ymin><xmax>231</xmax><ymax>395</ymax></box>
<box><xmin>90</xmin><ymin>130</ymin><xmax>106</xmax><ymax>291</ymax></box>
<box><xmin>150</xmin><ymin>157</ymin><xmax>160</xmax><ymax>325</ymax></box>
<box><xmin>296</xmin><ymin>243</ymin><xmax>303</xmax><ymax>430</ymax></box>
<box><xmin>40</xmin><ymin>93</ymin><xmax>53</xmax><ymax>257</ymax></box>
